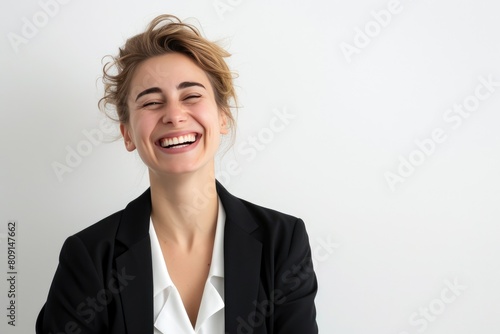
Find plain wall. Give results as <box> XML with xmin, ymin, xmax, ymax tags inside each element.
<box><xmin>1</xmin><ymin>0</ymin><xmax>500</xmax><ymax>332</ymax></box>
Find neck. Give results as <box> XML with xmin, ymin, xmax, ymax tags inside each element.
<box><xmin>149</xmin><ymin>169</ymin><xmax>218</xmax><ymax>249</ymax></box>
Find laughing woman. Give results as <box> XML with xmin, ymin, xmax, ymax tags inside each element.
<box><xmin>36</xmin><ymin>14</ymin><xmax>318</xmax><ymax>334</ymax></box>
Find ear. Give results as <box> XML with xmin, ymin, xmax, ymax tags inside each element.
<box><xmin>219</xmin><ymin>110</ymin><xmax>229</xmax><ymax>135</ymax></box>
<box><xmin>120</xmin><ymin>123</ymin><xmax>137</xmax><ymax>152</ymax></box>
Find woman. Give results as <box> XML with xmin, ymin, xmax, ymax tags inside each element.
<box><xmin>36</xmin><ymin>14</ymin><xmax>318</xmax><ymax>334</ymax></box>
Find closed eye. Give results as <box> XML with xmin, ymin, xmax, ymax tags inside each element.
<box><xmin>184</xmin><ymin>95</ymin><xmax>201</xmax><ymax>101</ymax></box>
<box><xmin>142</xmin><ymin>101</ymin><xmax>163</xmax><ymax>108</ymax></box>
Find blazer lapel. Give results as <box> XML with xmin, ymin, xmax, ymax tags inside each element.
<box><xmin>217</xmin><ymin>182</ymin><xmax>263</xmax><ymax>333</ymax></box>
<box><xmin>114</xmin><ymin>188</ymin><xmax>154</xmax><ymax>334</ymax></box>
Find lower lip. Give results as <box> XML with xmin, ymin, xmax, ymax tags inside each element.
<box><xmin>156</xmin><ymin>135</ymin><xmax>201</xmax><ymax>154</ymax></box>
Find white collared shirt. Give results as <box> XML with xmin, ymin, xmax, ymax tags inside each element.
<box><xmin>149</xmin><ymin>198</ymin><xmax>225</xmax><ymax>334</ymax></box>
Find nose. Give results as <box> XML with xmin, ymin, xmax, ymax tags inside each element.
<box><xmin>161</xmin><ymin>101</ymin><xmax>187</xmax><ymax>126</ymax></box>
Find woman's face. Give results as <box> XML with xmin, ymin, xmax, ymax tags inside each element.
<box><xmin>121</xmin><ymin>52</ymin><xmax>228</xmax><ymax>177</ymax></box>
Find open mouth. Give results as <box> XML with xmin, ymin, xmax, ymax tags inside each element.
<box><xmin>158</xmin><ymin>133</ymin><xmax>199</xmax><ymax>149</ymax></box>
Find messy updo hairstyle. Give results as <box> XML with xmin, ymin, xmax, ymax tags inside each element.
<box><xmin>99</xmin><ymin>14</ymin><xmax>237</xmax><ymax>130</ymax></box>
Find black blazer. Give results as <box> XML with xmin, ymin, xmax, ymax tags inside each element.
<box><xmin>36</xmin><ymin>181</ymin><xmax>318</xmax><ymax>333</ymax></box>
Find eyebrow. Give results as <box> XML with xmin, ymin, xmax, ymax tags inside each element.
<box><xmin>135</xmin><ymin>87</ymin><xmax>162</xmax><ymax>102</ymax></box>
<box><xmin>135</xmin><ymin>82</ymin><xmax>206</xmax><ymax>102</ymax></box>
<box><xmin>176</xmin><ymin>81</ymin><xmax>206</xmax><ymax>90</ymax></box>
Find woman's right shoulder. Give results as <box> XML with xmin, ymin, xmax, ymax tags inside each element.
<box><xmin>61</xmin><ymin>209</ymin><xmax>126</xmax><ymax>261</ymax></box>
<box><xmin>61</xmin><ymin>188</ymin><xmax>151</xmax><ymax>261</ymax></box>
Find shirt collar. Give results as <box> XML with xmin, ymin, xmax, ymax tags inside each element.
<box><xmin>149</xmin><ymin>219</ymin><xmax>171</xmax><ymax>298</ymax></box>
<box><xmin>208</xmin><ymin>196</ymin><xmax>225</xmax><ymax>279</ymax></box>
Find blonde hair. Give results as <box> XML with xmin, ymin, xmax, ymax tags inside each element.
<box><xmin>99</xmin><ymin>14</ymin><xmax>237</xmax><ymax>130</ymax></box>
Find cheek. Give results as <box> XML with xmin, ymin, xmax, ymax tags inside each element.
<box><xmin>130</xmin><ymin>116</ymin><xmax>156</xmax><ymax>141</ymax></box>
<box><xmin>202</xmin><ymin>115</ymin><xmax>222</xmax><ymax>135</ymax></box>
<box><xmin>191</xmin><ymin>105</ymin><xmax>219</xmax><ymax>130</ymax></box>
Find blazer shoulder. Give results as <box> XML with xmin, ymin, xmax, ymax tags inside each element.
<box><xmin>217</xmin><ymin>182</ymin><xmax>304</xmax><ymax>235</ymax></box>
<box><xmin>69</xmin><ymin>187</ymin><xmax>151</xmax><ymax>249</ymax></box>
<box><xmin>240</xmin><ymin>197</ymin><xmax>299</xmax><ymax>223</ymax></box>
<box><xmin>61</xmin><ymin>210</ymin><xmax>124</xmax><ymax>263</ymax></box>
<box><xmin>229</xmin><ymin>193</ymin><xmax>306</xmax><ymax>240</ymax></box>
<box><xmin>73</xmin><ymin>210</ymin><xmax>123</xmax><ymax>244</ymax></box>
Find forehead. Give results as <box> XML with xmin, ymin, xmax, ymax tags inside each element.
<box><xmin>128</xmin><ymin>53</ymin><xmax>211</xmax><ymax>97</ymax></box>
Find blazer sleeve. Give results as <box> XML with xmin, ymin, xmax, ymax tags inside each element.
<box><xmin>36</xmin><ymin>235</ymin><xmax>110</xmax><ymax>334</ymax></box>
<box><xmin>273</xmin><ymin>218</ymin><xmax>319</xmax><ymax>333</ymax></box>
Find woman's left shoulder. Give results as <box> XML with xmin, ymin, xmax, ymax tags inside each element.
<box><xmin>217</xmin><ymin>182</ymin><xmax>309</xmax><ymax>237</ymax></box>
<box><xmin>235</xmin><ymin>196</ymin><xmax>309</xmax><ymax>239</ymax></box>
<box><xmin>240</xmin><ymin>197</ymin><xmax>300</xmax><ymax>223</ymax></box>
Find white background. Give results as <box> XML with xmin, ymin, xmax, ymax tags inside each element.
<box><xmin>1</xmin><ymin>0</ymin><xmax>500</xmax><ymax>333</ymax></box>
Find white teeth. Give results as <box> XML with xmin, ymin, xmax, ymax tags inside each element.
<box><xmin>160</xmin><ymin>134</ymin><xmax>196</xmax><ymax>148</ymax></box>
